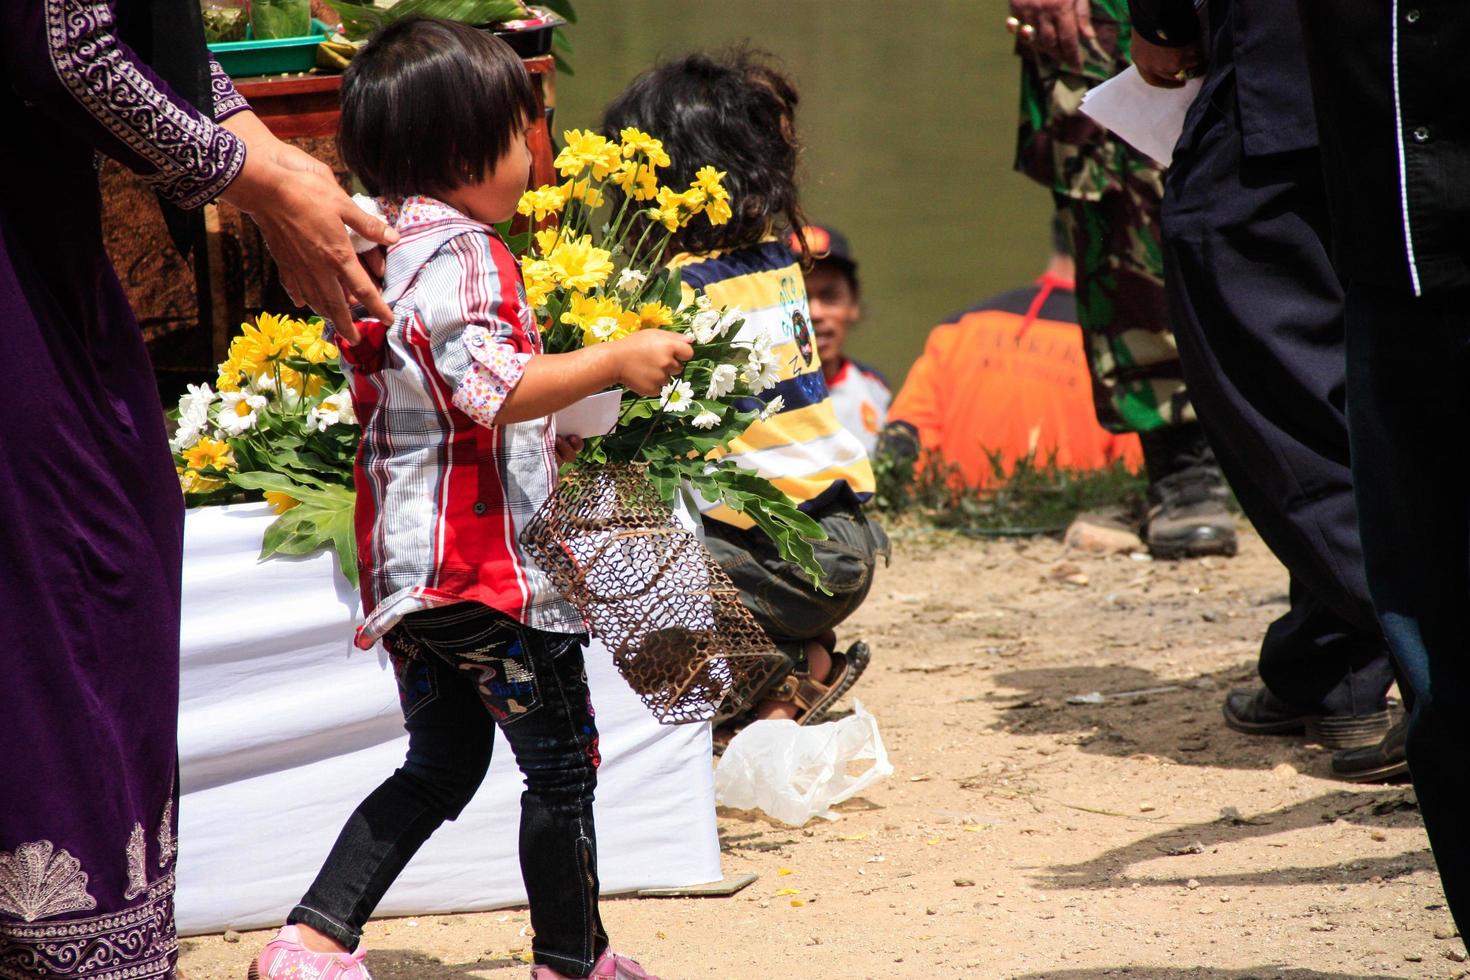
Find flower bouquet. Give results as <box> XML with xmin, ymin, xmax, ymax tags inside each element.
<box><xmin>168</xmin><ymin>313</ymin><xmax>362</xmax><ymax>585</ymax></box>
<box><xmin>514</xmin><ymin>127</ymin><xmax>827</xmax><ymax>722</ymax></box>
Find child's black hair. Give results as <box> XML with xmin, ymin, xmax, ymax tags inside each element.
<box><xmin>339</xmin><ymin>17</ymin><xmax>537</xmax><ymax>198</ymax></box>
<box><xmin>600</xmin><ymin>48</ymin><xmax>808</xmax><ymax>259</ymax></box>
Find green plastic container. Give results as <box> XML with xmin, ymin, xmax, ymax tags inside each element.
<box><xmin>208</xmin><ymin>20</ymin><xmax>330</xmax><ymax>78</ymax></box>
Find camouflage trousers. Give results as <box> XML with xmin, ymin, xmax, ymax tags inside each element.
<box><xmin>1054</xmin><ymin>179</ymin><xmax>1194</xmax><ymax>434</ymax></box>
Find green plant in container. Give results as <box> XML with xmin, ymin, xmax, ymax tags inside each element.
<box><xmin>251</xmin><ymin>0</ymin><xmax>312</xmax><ymax>38</ymax></box>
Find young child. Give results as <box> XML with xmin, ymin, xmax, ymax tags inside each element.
<box><xmin>786</xmin><ymin>223</ymin><xmax>891</xmax><ymax>455</ymax></box>
<box><xmin>248</xmin><ymin>19</ymin><xmax>690</xmax><ymax>980</ymax></box>
<box><xmin>601</xmin><ymin>52</ymin><xmax>889</xmax><ymax>741</ymax></box>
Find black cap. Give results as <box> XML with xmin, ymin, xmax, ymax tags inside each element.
<box><xmin>788</xmin><ymin>223</ymin><xmax>857</xmax><ymax>278</ymax></box>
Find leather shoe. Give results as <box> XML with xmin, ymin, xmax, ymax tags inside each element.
<box><xmin>1331</xmin><ymin>717</ymin><xmax>1409</xmax><ymax>783</ymax></box>
<box><xmin>1223</xmin><ymin>687</ymin><xmax>1390</xmax><ymax>749</ymax></box>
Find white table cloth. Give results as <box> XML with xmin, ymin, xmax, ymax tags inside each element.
<box><xmin>176</xmin><ymin>503</ymin><xmax>721</xmax><ymax>935</ymax></box>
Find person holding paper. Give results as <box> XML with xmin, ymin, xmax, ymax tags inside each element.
<box><xmin>1127</xmin><ymin>0</ymin><xmax>1397</xmax><ymax>764</ymax></box>
<box><xmin>1010</xmin><ymin>0</ymin><xmax>1236</xmax><ymax>560</ymax></box>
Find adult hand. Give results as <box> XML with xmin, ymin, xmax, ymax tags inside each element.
<box><xmin>1131</xmin><ymin>29</ymin><xmax>1205</xmax><ymax>88</ymax></box>
<box><xmin>219</xmin><ymin>112</ymin><xmax>398</xmax><ymax>343</ymax></box>
<box><xmin>1009</xmin><ymin>0</ymin><xmax>1096</xmax><ymax>70</ymax></box>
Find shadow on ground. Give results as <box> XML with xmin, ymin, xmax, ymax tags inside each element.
<box><xmin>1033</xmin><ymin>787</ymin><xmax>1432</xmax><ymax>892</ymax></box>
<box><xmin>980</xmin><ymin>660</ymin><xmax>1379</xmax><ymax>774</ymax></box>
<box><xmin>365</xmin><ymin>949</ymin><xmax>523</xmax><ymax>979</ymax></box>
<box><xmin>1011</xmin><ymin>968</ymin><xmax>1397</xmax><ymax>979</ymax></box>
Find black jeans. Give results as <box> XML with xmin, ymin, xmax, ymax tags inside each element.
<box><xmin>1345</xmin><ymin>282</ymin><xmax>1470</xmax><ymax>937</ymax></box>
<box><xmin>289</xmin><ymin>603</ymin><xmax>607</xmax><ymax>977</ymax></box>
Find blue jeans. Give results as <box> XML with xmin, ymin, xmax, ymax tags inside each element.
<box><xmin>1345</xmin><ymin>281</ymin><xmax>1470</xmax><ymax>936</ymax></box>
<box><xmin>289</xmin><ymin>604</ymin><xmax>607</xmax><ymax>977</ymax></box>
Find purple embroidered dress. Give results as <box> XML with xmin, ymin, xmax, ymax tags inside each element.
<box><xmin>0</xmin><ymin>2</ymin><xmax>247</xmax><ymax>976</ymax></box>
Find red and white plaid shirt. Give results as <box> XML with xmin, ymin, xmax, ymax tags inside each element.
<box><xmin>338</xmin><ymin>196</ymin><xmax>582</xmax><ymax>648</ymax></box>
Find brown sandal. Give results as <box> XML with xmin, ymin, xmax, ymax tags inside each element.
<box><xmin>711</xmin><ymin>642</ymin><xmax>872</xmax><ymax>754</ymax></box>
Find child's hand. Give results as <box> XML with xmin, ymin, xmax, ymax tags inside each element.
<box><xmin>554</xmin><ymin>435</ymin><xmax>584</xmax><ymax>464</ymax></box>
<box><xmin>612</xmin><ymin>331</ymin><xmax>695</xmax><ymax>396</ymax></box>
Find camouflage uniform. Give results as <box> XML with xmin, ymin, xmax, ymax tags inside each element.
<box><xmin>1015</xmin><ymin>0</ymin><xmax>1192</xmax><ymax>434</ymax></box>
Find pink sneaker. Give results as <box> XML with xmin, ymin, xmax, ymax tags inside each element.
<box><xmin>247</xmin><ymin>925</ymin><xmax>373</xmax><ymax>980</ymax></box>
<box><xmin>529</xmin><ymin>950</ymin><xmax>659</xmax><ymax>979</ymax></box>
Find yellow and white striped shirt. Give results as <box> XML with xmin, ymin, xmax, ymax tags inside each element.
<box><xmin>671</xmin><ymin>239</ymin><xmax>875</xmax><ymax>528</ymax></box>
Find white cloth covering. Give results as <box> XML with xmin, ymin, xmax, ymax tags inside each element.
<box><xmin>176</xmin><ymin>503</ymin><xmax>722</xmax><ymax>936</ymax></box>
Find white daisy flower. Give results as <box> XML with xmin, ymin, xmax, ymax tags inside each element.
<box><xmin>714</xmin><ymin>307</ymin><xmax>744</xmax><ymax>339</ymax></box>
<box><xmin>251</xmin><ymin>373</ymin><xmax>277</xmax><ymax>394</ymax></box>
<box><xmin>308</xmin><ymin>390</ymin><xmax>357</xmax><ymax>431</ymax></box>
<box><xmin>691</xmin><ymin>410</ymin><xmax>721</xmax><ymax>429</ymax></box>
<box><xmin>660</xmin><ymin>379</ymin><xmax>695</xmax><ymax>414</ymax></box>
<box><xmin>764</xmin><ymin>394</ymin><xmax>786</xmax><ymax>416</ymax></box>
<box><xmin>744</xmin><ymin>349</ymin><xmax>781</xmax><ymax>392</ymax></box>
<box><xmin>616</xmin><ymin>267</ymin><xmax>647</xmax><ymax>292</ymax></box>
<box><xmin>176</xmin><ymin>382</ymin><xmax>215</xmax><ymax>426</ymax></box>
<box><xmin>590</xmin><ymin>316</ymin><xmax>621</xmax><ymax>341</ymax></box>
<box><xmin>690</xmin><ymin>309</ymin><xmax>723</xmax><ymax>344</ymax></box>
<box><xmin>217</xmin><ymin>391</ymin><xmax>268</xmax><ymax>435</ymax></box>
<box><xmin>695</xmin><ymin>292</ymin><xmax>714</xmax><ymax>311</ymax></box>
<box><xmin>706</xmin><ymin>363</ymin><xmax>738</xmax><ymax>399</ymax></box>
<box><xmin>169</xmin><ymin>420</ymin><xmax>204</xmax><ymax>453</ymax></box>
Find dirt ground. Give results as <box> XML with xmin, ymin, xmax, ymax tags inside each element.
<box><xmin>180</xmin><ymin>522</ymin><xmax>1465</xmax><ymax>980</ymax></box>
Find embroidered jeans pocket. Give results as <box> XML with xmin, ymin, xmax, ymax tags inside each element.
<box><xmin>389</xmin><ymin>641</ymin><xmax>440</xmax><ymax>722</ymax></box>
<box><xmin>455</xmin><ymin>625</ymin><xmax>543</xmax><ymax>727</ymax></box>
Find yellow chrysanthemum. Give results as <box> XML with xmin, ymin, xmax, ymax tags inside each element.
<box><xmin>559</xmin><ymin>292</ymin><xmax>623</xmax><ymax>331</ymax></box>
<box><xmin>561</xmin><ymin>177</ymin><xmax>605</xmax><ymax>208</ymax></box>
<box><xmin>296</xmin><ymin>334</ymin><xmax>339</xmax><ymax>364</ymax></box>
<box><xmin>612</xmin><ymin>162</ymin><xmax>659</xmax><ymax>202</ymax></box>
<box><xmin>637</xmin><ymin>302</ymin><xmax>674</xmax><ymax>330</ymax></box>
<box><xmin>704</xmin><ymin>195</ymin><xmax>734</xmax><ymax>226</ymax></box>
<box><xmin>693</xmin><ymin>166</ymin><xmax>730</xmax><ymax>202</ymax></box>
<box><xmin>647</xmin><ymin>205</ymin><xmax>681</xmax><ymax>233</ymax></box>
<box><xmin>264</xmin><ymin>490</ymin><xmax>300</xmax><ymax>514</ymax></box>
<box><xmin>241</xmin><ymin>313</ymin><xmax>298</xmax><ymax>365</ymax></box>
<box><xmin>521</xmin><ymin>258</ymin><xmax>556</xmax><ymax>309</ymax></box>
<box><xmin>659</xmin><ymin>185</ymin><xmax>707</xmax><ymax>216</ymax></box>
<box><xmin>544</xmin><ymin>235</ymin><xmax>615</xmax><ymax>292</ymax></box>
<box><xmin>618</xmin><ymin>128</ymin><xmax>672</xmax><ymax>168</ymax></box>
<box><xmin>179</xmin><ymin>469</ymin><xmax>228</xmax><ymax>494</ymax></box>
<box><xmin>183</xmin><ymin>436</ymin><xmax>235</xmax><ymax>473</ymax></box>
<box><xmin>533</xmin><ymin>228</ymin><xmax>560</xmax><ymax>256</ymax></box>
<box><xmin>555</xmin><ymin>129</ymin><xmax>622</xmax><ymax>180</ymax></box>
<box><xmin>581</xmin><ymin>308</ymin><xmax>641</xmax><ymax>346</ymax></box>
<box><xmin>517</xmin><ymin>184</ymin><xmax>570</xmax><ymax>222</ymax></box>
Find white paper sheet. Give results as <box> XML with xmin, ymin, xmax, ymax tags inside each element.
<box><xmin>1079</xmin><ymin>65</ymin><xmax>1202</xmax><ymax>167</ymax></box>
<box><xmin>176</xmin><ymin>503</ymin><xmax>722</xmax><ymax>935</ymax></box>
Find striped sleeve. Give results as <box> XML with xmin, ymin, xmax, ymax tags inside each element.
<box><xmin>417</xmin><ymin>231</ymin><xmax>530</xmax><ymax>429</ymax></box>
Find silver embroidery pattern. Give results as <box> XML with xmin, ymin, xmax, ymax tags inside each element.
<box><xmin>156</xmin><ymin>801</ymin><xmax>175</xmax><ymax>869</ymax></box>
<box><xmin>0</xmin><ymin>874</ymin><xmax>177</xmax><ymax>979</ymax></box>
<box><xmin>0</xmin><ymin>841</ymin><xmax>97</xmax><ymax>923</ymax></box>
<box><xmin>210</xmin><ymin>59</ymin><xmax>249</xmax><ymax>120</ymax></box>
<box><xmin>45</xmin><ymin>0</ymin><xmax>245</xmax><ymax>208</ymax></box>
<box><xmin>123</xmin><ymin>825</ymin><xmax>146</xmax><ymax>902</ymax></box>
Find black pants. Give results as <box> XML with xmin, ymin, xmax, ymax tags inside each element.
<box><xmin>1345</xmin><ymin>282</ymin><xmax>1470</xmax><ymax>935</ymax></box>
<box><xmin>289</xmin><ymin>604</ymin><xmax>607</xmax><ymax>977</ymax></box>
<box><xmin>1160</xmin><ymin>72</ymin><xmax>1393</xmax><ymax>716</ymax></box>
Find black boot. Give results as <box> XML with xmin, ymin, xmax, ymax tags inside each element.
<box><xmin>1331</xmin><ymin>716</ymin><xmax>1409</xmax><ymax>782</ymax></box>
<box><xmin>1138</xmin><ymin>423</ymin><xmax>1238</xmax><ymax>559</ymax></box>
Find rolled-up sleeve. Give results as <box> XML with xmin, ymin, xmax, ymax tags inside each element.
<box><xmin>418</xmin><ymin>231</ymin><xmax>532</xmax><ymax>429</ymax></box>
<box><xmin>0</xmin><ymin>0</ymin><xmax>247</xmax><ymax>209</ymax></box>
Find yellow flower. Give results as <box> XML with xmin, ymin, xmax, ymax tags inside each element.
<box><xmin>296</xmin><ymin>334</ymin><xmax>339</xmax><ymax>365</ymax></box>
<box><xmin>521</xmin><ymin>258</ymin><xmax>556</xmax><ymax>309</ymax></box>
<box><xmin>544</xmin><ymin>235</ymin><xmax>615</xmax><ymax>292</ymax></box>
<box><xmin>560</xmin><ymin>292</ymin><xmax>623</xmax><ymax>331</ymax></box>
<box><xmin>183</xmin><ymin>436</ymin><xmax>235</xmax><ymax>473</ymax></box>
<box><xmin>533</xmin><ymin>228</ymin><xmax>560</xmax><ymax>256</ymax></box>
<box><xmin>704</xmin><ymin>195</ymin><xmax>733</xmax><ymax>226</ymax></box>
<box><xmin>179</xmin><ymin>469</ymin><xmax>227</xmax><ymax>495</ymax></box>
<box><xmin>582</xmin><ymin>308</ymin><xmax>641</xmax><ymax>346</ymax></box>
<box><xmin>555</xmin><ymin>129</ymin><xmax>622</xmax><ymax>180</ymax></box>
<box><xmin>618</xmin><ymin>128</ymin><xmax>672</xmax><ymax>168</ymax></box>
<box><xmin>561</xmin><ymin>177</ymin><xmax>605</xmax><ymax>208</ymax></box>
<box><xmin>517</xmin><ymin>184</ymin><xmax>570</xmax><ymax>222</ymax></box>
<box><xmin>612</xmin><ymin>162</ymin><xmax>659</xmax><ymax>202</ymax></box>
<box><xmin>637</xmin><ymin>302</ymin><xmax>674</xmax><ymax>330</ymax></box>
<box><xmin>693</xmin><ymin>166</ymin><xmax>730</xmax><ymax>202</ymax></box>
<box><xmin>264</xmin><ymin>490</ymin><xmax>300</xmax><ymax>514</ymax></box>
<box><xmin>660</xmin><ymin>185</ymin><xmax>706</xmax><ymax>216</ymax></box>
<box><xmin>647</xmin><ymin>205</ymin><xmax>681</xmax><ymax>232</ymax></box>
<box><xmin>240</xmin><ymin>313</ymin><xmax>298</xmax><ymax>365</ymax></box>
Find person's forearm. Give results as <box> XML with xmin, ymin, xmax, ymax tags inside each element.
<box><xmin>495</xmin><ymin>346</ymin><xmax>622</xmax><ymax>425</ymax></box>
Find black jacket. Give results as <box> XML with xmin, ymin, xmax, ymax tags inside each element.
<box><xmin>1298</xmin><ymin>0</ymin><xmax>1470</xmax><ymax>295</ymax></box>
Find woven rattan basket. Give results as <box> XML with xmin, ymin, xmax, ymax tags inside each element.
<box><xmin>521</xmin><ymin>463</ymin><xmax>785</xmax><ymax>724</ymax></box>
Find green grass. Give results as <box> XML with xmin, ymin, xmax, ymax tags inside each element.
<box><xmin>870</xmin><ymin>449</ymin><xmax>1146</xmax><ymax>536</ymax></box>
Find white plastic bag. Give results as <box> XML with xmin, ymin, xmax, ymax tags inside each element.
<box><xmin>714</xmin><ymin>698</ymin><xmax>893</xmax><ymax>826</ymax></box>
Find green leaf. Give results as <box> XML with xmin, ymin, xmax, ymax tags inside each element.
<box><xmin>387</xmin><ymin>0</ymin><xmax>528</xmax><ymax>26</ymax></box>
<box><xmin>661</xmin><ymin>268</ymin><xmax>684</xmax><ymax>309</ymax></box>
<box><xmin>541</xmin><ymin>0</ymin><xmax>577</xmax><ymax>23</ymax></box>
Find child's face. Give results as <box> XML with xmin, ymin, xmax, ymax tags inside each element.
<box><xmin>443</xmin><ymin>124</ymin><xmax>532</xmax><ymax>224</ymax></box>
<box><xmin>805</xmin><ymin>263</ymin><xmax>861</xmax><ymax>368</ymax></box>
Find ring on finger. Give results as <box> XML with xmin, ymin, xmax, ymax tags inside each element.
<box><xmin>1019</xmin><ymin>23</ymin><xmax>1037</xmax><ymax>40</ymax></box>
<box><xmin>1172</xmin><ymin>67</ymin><xmax>1200</xmax><ymax>81</ymax></box>
<box><xmin>1005</xmin><ymin>15</ymin><xmax>1020</xmax><ymax>33</ymax></box>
